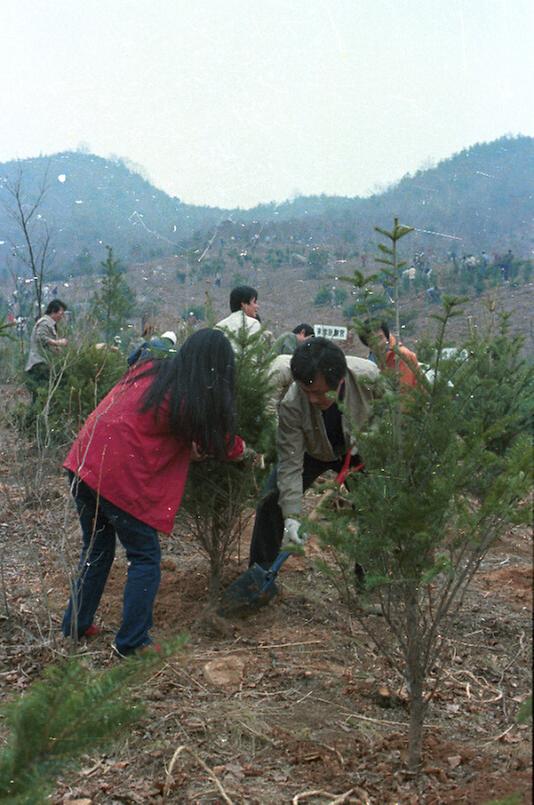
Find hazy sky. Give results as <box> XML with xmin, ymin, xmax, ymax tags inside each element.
<box><xmin>2</xmin><ymin>0</ymin><xmax>533</xmax><ymax>208</ymax></box>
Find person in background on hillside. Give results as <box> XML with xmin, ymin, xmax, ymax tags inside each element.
<box><xmin>426</xmin><ymin>286</ymin><xmax>441</xmax><ymax>305</ymax></box>
<box><xmin>127</xmin><ymin>330</ymin><xmax>177</xmax><ymax>366</ymax></box>
<box><xmin>500</xmin><ymin>249</ymin><xmax>514</xmax><ymax>281</ymax></box>
<box><xmin>359</xmin><ymin>320</ymin><xmax>419</xmax><ymax>389</ymax></box>
<box><xmin>215</xmin><ymin>285</ymin><xmax>261</xmax><ymax>339</ymax></box>
<box><xmin>25</xmin><ymin>299</ymin><xmax>68</xmax><ymax>401</ymax></box>
<box><xmin>62</xmin><ymin>329</ymin><xmax>245</xmax><ymax>657</ymax></box>
<box><xmin>248</xmin><ymin>337</ymin><xmax>379</xmax><ymax>569</ymax></box>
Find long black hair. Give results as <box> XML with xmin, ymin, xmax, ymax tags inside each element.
<box><xmin>138</xmin><ymin>328</ymin><xmax>236</xmax><ymax>460</ymax></box>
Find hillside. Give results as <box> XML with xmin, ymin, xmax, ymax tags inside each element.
<box><xmin>39</xmin><ymin>244</ymin><xmax>531</xmax><ymax>365</ymax></box>
<box><xmin>0</xmin><ymin>136</ymin><xmax>532</xmax><ymax>280</ymax></box>
<box><xmin>0</xmin><ymin>151</ymin><xmax>223</xmax><ymax>271</ymax></box>
<box><xmin>238</xmin><ymin>136</ymin><xmax>534</xmax><ymax>257</ymax></box>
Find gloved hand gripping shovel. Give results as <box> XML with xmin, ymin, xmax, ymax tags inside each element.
<box><xmin>218</xmin><ymin>550</ymin><xmax>291</xmax><ymax>616</ymax></box>
<box><xmin>218</xmin><ymin>453</ymin><xmax>364</xmax><ymax>617</ymax></box>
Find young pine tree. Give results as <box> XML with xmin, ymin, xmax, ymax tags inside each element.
<box><xmin>26</xmin><ymin>341</ymin><xmax>126</xmax><ymax>449</ymax></box>
<box><xmin>314</xmin><ymin>221</ymin><xmax>532</xmax><ymax>771</ymax></box>
<box><xmin>180</xmin><ymin>325</ymin><xmax>275</xmax><ymax>600</ymax></box>
<box><xmin>456</xmin><ymin>306</ymin><xmax>534</xmax><ymax>456</ymax></box>
<box><xmin>0</xmin><ymin>644</ymin><xmax>184</xmax><ymax>804</ymax></box>
<box><xmin>90</xmin><ymin>246</ymin><xmax>136</xmax><ymax>343</ymax></box>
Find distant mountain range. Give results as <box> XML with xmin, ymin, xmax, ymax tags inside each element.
<box><xmin>0</xmin><ymin>135</ymin><xmax>532</xmax><ymax>279</ymax></box>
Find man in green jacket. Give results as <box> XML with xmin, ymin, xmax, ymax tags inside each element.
<box><xmin>249</xmin><ymin>337</ymin><xmax>379</xmax><ymax>568</ymax></box>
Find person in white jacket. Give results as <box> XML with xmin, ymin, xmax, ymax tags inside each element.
<box><xmin>215</xmin><ymin>285</ymin><xmax>261</xmax><ymax>338</ymax></box>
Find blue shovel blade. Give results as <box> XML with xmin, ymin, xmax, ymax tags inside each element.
<box><xmin>218</xmin><ymin>552</ymin><xmax>290</xmax><ymax>616</ymax></box>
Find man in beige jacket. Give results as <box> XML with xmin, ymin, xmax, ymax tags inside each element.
<box><xmin>249</xmin><ymin>337</ymin><xmax>379</xmax><ymax>568</ymax></box>
<box><xmin>25</xmin><ymin>299</ymin><xmax>68</xmax><ymax>400</ymax></box>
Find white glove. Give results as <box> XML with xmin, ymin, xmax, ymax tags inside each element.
<box><xmin>283</xmin><ymin>517</ymin><xmax>307</xmax><ymax>547</ymax></box>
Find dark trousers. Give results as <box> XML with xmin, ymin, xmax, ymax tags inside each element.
<box><xmin>62</xmin><ymin>475</ymin><xmax>161</xmax><ymax>654</ymax></box>
<box><xmin>249</xmin><ymin>453</ymin><xmax>352</xmax><ymax>569</ymax></box>
<box><xmin>25</xmin><ymin>363</ymin><xmax>49</xmax><ymax>404</ymax></box>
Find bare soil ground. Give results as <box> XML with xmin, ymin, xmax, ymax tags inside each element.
<box><xmin>0</xmin><ymin>396</ymin><xmax>532</xmax><ymax>804</ymax></box>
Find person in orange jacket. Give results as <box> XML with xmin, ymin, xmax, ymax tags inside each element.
<box><xmin>359</xmin><ymin>321</ymin><xmax>419</xmax><ymax>389</ymax></box>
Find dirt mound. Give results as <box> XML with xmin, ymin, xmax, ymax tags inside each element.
<box><xmin>478</xmin><ymin>564</ymin><xmax>533</xmax><ymax>610</ymax></box>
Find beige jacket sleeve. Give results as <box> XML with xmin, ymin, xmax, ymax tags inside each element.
<box><xmin>267</xmin><ymin>355</ymin><xmax>293</xmax><ymax>416</ymax></box>
<box><xmin>35</xmin><ymin>316</ymin><xmax>57</xmax><ymax>347</ymax></box>
<box><xmin>276</xmin><ymin>395</ymin><xmax>307</xmax><ymax>519</ymax></box>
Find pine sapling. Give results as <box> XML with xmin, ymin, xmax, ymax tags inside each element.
<box><xmin>314</xmin><ymin>220</ymin><xmax>531</xmax><ymax>770</ymax></box>
<box><xmin>0</xmin><ymin>641</ymin><xmax>185</xmax><ymax>804</ymax></box>
<box><xmin>181</xmin><ymin>324</ymin><xmax>275</xmax><ymax>600</ymax></box>
<box><xmin>90</xmin><ymin>246</ymin><xmax>136</xmax><ymax>344</ymax></box>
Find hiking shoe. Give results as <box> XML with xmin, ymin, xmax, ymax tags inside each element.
<box><xmin>111</xmin><ymin>642</ymin><xmax>161</xmax><ymax>659</ymax></box>
<box><xmin>83</xmin><ymin>624</ymin><xmax>101</xmax><ymax>638</ymax></box>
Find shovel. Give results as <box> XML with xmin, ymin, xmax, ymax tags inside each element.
<box><xmin>218</xmin><ymin>550</ymin><xmax>292</xmax><ymax>617</ymax></box>
<box><xmin>217</xmin><ymin>489</ymin><xmax>335</xmax><ymax>617</ymax></box>
<box><xmin>218</xmin><ymin>455</ymin><xmax>365</xmax><ymax>617</ymax></box>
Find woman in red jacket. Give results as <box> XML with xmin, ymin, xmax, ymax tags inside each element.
<box><xmin>62</xmin><ymin>328</ymin><xmax>244</xmax><ymax>656</ymax></box>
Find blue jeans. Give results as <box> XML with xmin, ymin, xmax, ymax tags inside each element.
<box><xmin>62</xmin><ymin>474</ymin><xmax>161</xmax><ymax>655</ymax></box>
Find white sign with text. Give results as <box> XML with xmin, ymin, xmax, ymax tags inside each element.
<box><xmin>313</xmin><ymin>324</ymin><xmax>348</xmax><ymax>341</ymax></box>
